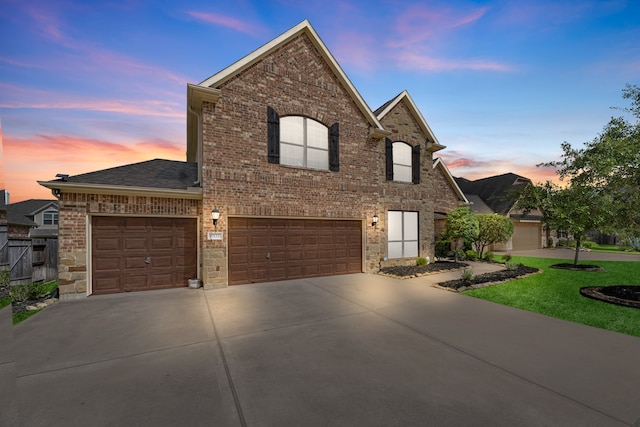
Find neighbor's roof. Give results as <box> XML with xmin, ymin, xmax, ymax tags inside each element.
<box><xmin>5</xmin><ymin>207</ymin><xmax>37</xmax><ymax>227</ymax></box>
<box><xmin>8</xmin><ymin>199</ymin><xmax>57</xmax><ymax>218</ymax></box>
<box><xmin>376</xmin><ymin>91</ymin><xmax>445</xmax><ymax>152</ymax></box>
<box><xmin>38</xmin><ymin>159</ymin><xmax>202</xmax><ymax>199</ymax></box>
<box><xmin>455</xmin><ymin>173</ymin><xmax>531</xmax><ymax>215</ymax></box>
<box><xmin>465</xmin><ymin>194</ymin><xmax>494</xmax><ymax>214</ymax></box>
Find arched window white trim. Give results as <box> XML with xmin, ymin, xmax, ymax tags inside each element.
<box><xmin>392</xmin><ymin>142</ymin><xmax>412</xmax><ymax>183</ymax></box>
<box><xmin>280</xmin><ymin>116</ymin><xmax>329</xmax><ymax>170</ymax></box>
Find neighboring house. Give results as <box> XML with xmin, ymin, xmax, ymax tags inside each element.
<box><xmin>39</xmin><ymin>20</ymin><xmax>463</xmax><ymax>299</ymax></box>
<box><xmin>455</xmin><ymin>173</ymin><xmax>543</xmax><ymax>251</ymax></box>
<box><xmin>6</xmin><ymin>199</ymin><xmax>59</xmax><ymax>283</ymax></box>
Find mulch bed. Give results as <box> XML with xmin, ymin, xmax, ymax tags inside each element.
<box><xmin>379</xmin><ymin>261</ymin><xmax>469</xmax><ymax>279</ymax></box>
<box><xmin>436</xmin><ymin>265</ymin><xmax>541</xmax><ymax>291</ymax></box>
<box><xmin>550</xmin><ymin>263</ymin><xmax>603</xmax><ymax>272</ymax></box>
<box><xmin>580</xmin><ymin>286</ymin><xmax>640</xmax><ymax>309</ymax></box>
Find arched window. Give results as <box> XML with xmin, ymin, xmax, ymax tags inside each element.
<box><xmin>385</xmin><ymin>138</ymin><xmax>421</xmax><ymax>183</ymax></box>
<box><xmin>267</xmin><ymin>107</ymin><xmax>339</xmax><ymax>171</ymax></box>
<box><xmin>280</xmin><ymin>116</ymin><xmax>329</xmax><ymax>170</ymax></box>
<box><xmin>392</xmin><ymin>142</ymin><xmax>412</xmax><ymax>183</ymax></box>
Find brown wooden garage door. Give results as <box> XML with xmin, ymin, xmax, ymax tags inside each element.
<box><xmin>512</xmin><ymin>222</ymin><xmax>542</xmax><ymax>250</ymax></box>
<box><xmin>229</xmin><ymin>218</ymin><xmax>362</xmax><ymax>285</ymax></box>
<box><xmin>92</xmin><ymin>217</ymin><xmax>197</xmax><ymax>295</ymax></box>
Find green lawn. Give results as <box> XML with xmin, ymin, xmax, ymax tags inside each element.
<box><xmin>463</xmin><ymin>256</ymin><xmax>640</xmax><ymax>337</ymax></box>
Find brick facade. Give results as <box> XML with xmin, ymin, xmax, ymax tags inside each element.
<box><xmin>56</xmin><ymin>193</ymin><xmax>201</xmax><ymax>298</ymax></box>
<box><xmin>47</xmin><ymin>21</ymin><xmax>465</xmax><ymax>296</ymax></box>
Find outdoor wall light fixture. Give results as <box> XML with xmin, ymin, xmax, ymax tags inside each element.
<box><xmin>372</xmin><ymin>214</ymin><xmax>379</xmax><ymax>228</ymax></box>
<box><xmin>211</xmin><ymin>208</ymin><xmax>220</xmax><ymax>229</ymax></box>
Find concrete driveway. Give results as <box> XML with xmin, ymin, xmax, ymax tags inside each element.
<box><xmin>12</xmin><ymin>266</ymin><xmax>640</xmax><ymax>426</ymax></box>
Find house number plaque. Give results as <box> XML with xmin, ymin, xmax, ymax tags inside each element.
<box><xmin>207</xmin><ymin>232</ymin><xmax>223</xmax><ymax>241</ymax></box>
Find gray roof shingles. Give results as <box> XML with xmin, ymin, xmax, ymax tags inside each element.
<box><xmin>46</xmin><ymin>159</ymin><xmax>199</xmax><ymax>190</ymax></box>
<box><xmin>455</xmin><ymin>173</ymin><xmax>531</xmax><ymax>215</ymax></box>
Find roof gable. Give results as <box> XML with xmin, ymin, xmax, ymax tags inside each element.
<box><xmin>433</xmin><ymin>158</ymin><xmax>468</xmax><ymax>203</ymax></box>
<box><xmin>376</xmin><ymin>90</ymin><xmax>445</xmax><ymax>152</ymax></box>
<box><xmin>8</xmin><ymin>200</ymin><xmax>57</xmax><ymax>219</ymax></box>
<box><xmin>194</xmin><ymin>20</ymin><xmax>385</xmax><ymax>134</ymax></box>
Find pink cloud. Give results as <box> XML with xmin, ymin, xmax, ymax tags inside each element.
<box><xmin>4</xmin><ymin>134</ymin><xmax>185</xmax><ymax>202</ymax></box>
<box><xmin>333</xmin><ymin>31</ymin><xmax>378</xmax><ymax>70</ymax></box>
<box><xmin>395</xmin><ymin>51</ymin><xmax>512</xmax><ymax>72</ymax></box>
<box><xmin>186</xmin><ymin>11</ymin><xmax>266</xmax><ymax>37</ymax></box>
<box><xmin>0</xmin><ymin>83</ymin><xmax>183</xmax><ymax>119</ymax></box>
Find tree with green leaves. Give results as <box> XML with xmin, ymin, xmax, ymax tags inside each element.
<box><xmin>471</xmin><ymin>214</ymin><xmax>514</xmax><ymax>259</ymax></box>
<box><xmin>544</xmin><ymin>84</ymin><xmax>640</xmax><ymax>231</ymax></box>
<box><xmin>515</xmin><ymin>181</ymin><xmax>614</xmax><ymax>266</ymax></box>
<box><xmin>445</xmin><ymin>207</ymin><xmax>479</xmax><ymax>260</ymax></box>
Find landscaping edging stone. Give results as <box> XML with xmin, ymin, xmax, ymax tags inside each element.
<box><xmin>434</xmin><ymin>266</ymin><xmax>542</xmax><ymax>292</ymax></box>
<box><xmin>378</xmin><ymin>261</ymin><xmax>469</xmax><ymax>279</ymax></box>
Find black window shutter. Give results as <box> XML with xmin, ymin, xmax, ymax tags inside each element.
<box><xmin>385</xmin><ymin>138</ymin><xmax>393</xmax><ymax>181</ymax></box>
<box><xmin>267</xmin><ymin>106</ymin><xmax>280</xmax><ymax>164</ymax></box>
<box><xmin>329</xmin><ymin>122</ymin><xmax>339</xmax><ymax>172</ymax></box>
<box><xmin>412</xmin><ymin>144</ymin><xmax>421</xmax><ymax>184</ymax></box>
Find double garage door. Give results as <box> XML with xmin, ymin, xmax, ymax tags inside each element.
<box><xmin>229</xmin><ymin>218</ymin><xmax>362</xmax><ymax>285</ymax></box>
<box><xmin>92</xmin><ymin>217</ymin><xmax>198</xmax><ymax>295</ymax></box>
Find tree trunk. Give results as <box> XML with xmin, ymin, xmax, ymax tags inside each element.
<box><xmin>573</xmin><ymin>235</ymin><xmax>581</xmax><ymax>266</ymax></box>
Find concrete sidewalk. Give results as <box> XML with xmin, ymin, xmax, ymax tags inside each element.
<box><xmin>12</xmin><ymin>270</ymin><xmax>640</xmax><ymax>426</ymax></box>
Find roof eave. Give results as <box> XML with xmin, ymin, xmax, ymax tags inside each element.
<box><xmin>37</xmin><ymin>181</ymin><xmax>203</xmax><ymax>200</ymax></box>
<box><xmin>433</xmin><ymin>158</ymin><xmax>469</xmax><ymax>204</ymax></box>
<box><xmin>377</xmin><ymin>90</ymin><xmax>443</xmax><ymax>147</ymax></box>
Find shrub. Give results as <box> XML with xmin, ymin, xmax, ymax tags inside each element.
<box><xmin>461</xmin><ymin>268</ymin><xmax>474</xmax><ymax>281</ymax></box>
<box><xmin>465</xmin><ymin>250</ymin><xmax>478</xmax><ymax>261</ymax></box>
<box><xmin>454</xmin><ymin>249</ymin><xmax>467</xmax><ymax>261</ymax></box>
<box><xmin>557</xmin><ymin>238</ymin><xmax>568</xmax><ymax>247</ymax></box>
<box><xmin>547</xmin><ymin>237</ymin><xmax>554</xmax><ymax>248</ymax></box>
<box><xmin>484</xmin><ymin>251</ymin><xmax>494</xmax><ymax>262</ymax></box>
<box><xmin>501</xmin><ymin>253</ymin><xmax>512</xmax><ymax>262</ymax></box>
<box><xmin>416</xmin><ymin>257</ymin><xmax>428</xmax><ymax>266</ymax></box>
<box><xmin>10</xmin><ymin>282</ymin><xmax>46</xmax><ymax>303</ymax></box>
<box><xmin>505</xmin><ymin>261</ymin><xmax>519</xmax><ymax>271</ymax></box>
<box><xmin>435</xmin><ymin>240</ymin><xmax>451</xmax><ymax>259</ymax></box>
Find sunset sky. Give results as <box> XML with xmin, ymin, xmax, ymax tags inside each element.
<box><xmin>1</xmin><ymin>0</ymin><xmax>639</xmax><ymax>202</ymax></box>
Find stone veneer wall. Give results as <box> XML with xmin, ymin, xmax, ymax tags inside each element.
<box><xmin>57</xmin><ymin>193</ymin><xmax>201</xmax><ymax>298</ymax></box>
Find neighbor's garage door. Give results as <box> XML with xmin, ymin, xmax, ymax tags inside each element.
<box><xmin>229</xmin><ymin>218</ymin><xmax>362</xmax><ymax>285</ymax></box>
<box><xmin>512</xmin><ymin>222</ymin><xmax>542</xmax><ymax>250</ymax></box>
<box><xmin>92</xmin><ymin>217</ymin><xmax>197</xmax><ymax>295</ymax></box>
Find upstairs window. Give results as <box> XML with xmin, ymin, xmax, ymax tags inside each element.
<box><xmin>392</xmin><ymin>142</ymin><xmax>412</xmax><ymax>183</ymax></box>
<box><xmin>385</xmin><ymin>138</ymin><xmax>421</xmax><ymax>184</ymax></box>
<box><xmin>267</xmin><ymin>107</ymin><xmax>339</xmax><ymax>171</ymax></box>
<box><xmin>43</xmin><ymin>210</ymin><xmax>58</xmax><ymax>225</ymax></box>
<box><xmin>280</xmin><ymin>116</ymin><xmax>329</xmax><ymax>170</ymax></box>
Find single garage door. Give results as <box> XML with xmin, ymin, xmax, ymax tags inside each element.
<box><xmin>92</xmin><ymin>216</ymin><xmax>197</xmax><ymax>295</ymax></box>
<box><xmin>512</xmin><ymin>222</ymin><xmax>542</xmax><ymax>250</ymax></box>
<box><xmin>229</xmin><ymin>218</ymin><xmax>362</xmax><ymax>285</ymax></box>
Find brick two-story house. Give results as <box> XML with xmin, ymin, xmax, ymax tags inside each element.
<box><xmin>39</xmin><ymin>20</ymin><xmax>466</xmax><ymax>299</ymax></box>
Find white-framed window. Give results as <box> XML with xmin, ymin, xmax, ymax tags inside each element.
<box><xmin>280</xmin><ymin>116</ymin><xmax>329</xmax><ymax>170</ymax></box>
<box><xmin>392</xmin><ymin>142</ymin><xmax>412</xmax><ymax>183</ymax></box>
<box><xmin>388</xmin><ymin>211</ymin><xmax>418</xmax><ymax>259</ymax></box>
<box><xmin>43</xmin><ymin>210</ymin><xmax>58</xmax><ymax>225</ymax></box>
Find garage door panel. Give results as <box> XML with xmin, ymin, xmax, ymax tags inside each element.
<box><xmin>229</xmin><ymin>218</ymin><xmax>362</xmax><ymax>285</ymax></box>
<box><xmin>92</xmin><ymin>217</ymin><xmax>197</xmax><ymax>295</ymax></box>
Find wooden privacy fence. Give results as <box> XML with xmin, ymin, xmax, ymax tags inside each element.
<box><xmin>9</xmin><ymin>238</ymin><xmax>32</xmax><ymax>286</ymax></box>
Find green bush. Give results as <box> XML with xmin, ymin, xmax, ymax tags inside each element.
<box><xmin>484</xmin><ymin>251</ymin><xmax>494</xmax><ymax>262</ymax></box>
<box><xmin>557</xmin><ymin>238</ymin><xmax>568</xmax><ymax>247</ymax></box>
<box><xmin>501</xmin><ymin>253</ymin><xmax>512</xmax><ymax>262</ymax></box>
<box><xmin>10</xmin><ymin>282</ymin><xmax>47</xmax><ymax>303</ymax></box>
<box><xmin>461</xmin><ymin>268</ymin><xmax>474</xmax><ymax>281</ymax></box>
<box><xmin>435</xmin><ymin>240</ymin><xmax>451</xmax><ymax>258</ymax></box>
<box><xmin>416</xmin><ymin>257</ymin><xmax>428</xmax><ymax>266</ymax></box>
<box><xmin>505</xmin><ymin>261</ymin><xmax>519</xmax><ymax>271</ymax></box>
<box><xmin>454</xmin><ymin>249</ymin><xmax>467</xmax><ymax>261</ymax></box>
<box><xmin>465</xmin><ymin>250</ymin><xmax>478</xmax><ymax>261</ymax></box>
